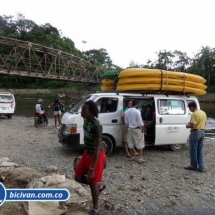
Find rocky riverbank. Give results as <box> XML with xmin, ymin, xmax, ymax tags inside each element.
<box><xmin>1</xmin><ymin>116</ymin><xmax>215</xmax><ymax>215</ymax></box>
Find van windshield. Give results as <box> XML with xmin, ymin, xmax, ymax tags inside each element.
<box><xmin>70</xmin><ymin>95</ymin><xmax>98</xmax><ymax>113</ymax></box>
<box><xmin>0</xmin><ymin>95</ymin><xmax>14</xmax><ymax>103</ymax></box>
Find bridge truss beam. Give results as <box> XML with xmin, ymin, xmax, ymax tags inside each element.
<box><xmin>0</xmin><ymin>36</ymin><xmax>103</xmax><ymax>83</ymax></box>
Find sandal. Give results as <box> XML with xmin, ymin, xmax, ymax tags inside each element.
<box><xmin>129</xmin><ymin>157</ymin><xmax>134</xmax><ymax>161</ymax></box>
<box><xmin>88</xmin><ymin>209</ymin><xmax>100</xmax><ymax>215</ymax></box>
<box><xmin>137</xmin><ymin>158</ymin><xmax>145</xmax><ymax>164</ymax></box>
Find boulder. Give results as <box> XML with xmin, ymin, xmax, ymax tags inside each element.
<box><xmin>23</xmin><ymin>201</ymin><xmax>68</xmax><ymax>215</ymax></box>
<box><xmin>28</xmin><ymin>176</ymin><xmax>91</xmax><ymax>204</ymax></box>
<box><xmin>0</xmin><ymin>158</ymin><xmax>91</xmax><ymax>215</ymax></box>
<box><xmin>3</xmin><ymin>167</ymin><xmax>41</xmax><ymax>188</ymax></box>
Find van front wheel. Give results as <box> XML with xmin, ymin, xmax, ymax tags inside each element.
<box><xmin>101</xmin><ymin>135</ymin><xmax>113</xmax><ymax>156</ymax></box>
<box><xmin>169</xmin><ymin>144</ymin><xmax>185</xmax><ymax>151</ymax></box>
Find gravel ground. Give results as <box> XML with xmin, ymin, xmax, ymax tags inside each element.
<box><xmin>1</xmin><ymin>116</ymin><xmax>215</xmax><ymax>215</ymax></box>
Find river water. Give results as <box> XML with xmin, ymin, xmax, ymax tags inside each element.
<box><xmin>14</xmin><ymin>98</ymin><xmax>215</xmax><ymax>140</ymax></box>
<box><xmin>15</xmin><ymin>98</ymin><xmax>72</xmax><ymax>117</ymax></box>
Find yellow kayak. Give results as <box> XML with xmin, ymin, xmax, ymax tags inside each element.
<box><xmin>118</xmin><ymin>77</ymin><xmax>207</xmax><ymax>90</ymax></box>
<box><xmin>119</xmin><ymin>68</ymin><xmax>206</xmax><ymax>84</ymax></box>
<box><xmin>102</xmin><ymin>79</ymin><xmax>115</xmax><ymax>85</ymax></box>
<box><xmin>101</xmin><ymin>85</ymin><xmax>114</xmax><ymax>91</ymax></box>
<box><xmin>116</xmin><ymin>84</ymin><xmax>206</xmax><ymax>95</ymax></box>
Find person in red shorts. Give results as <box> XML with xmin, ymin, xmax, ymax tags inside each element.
<box><xmin>75</xmin><ymin>100</ymin><xmax>106</xmax><ymax>215</ymax></box>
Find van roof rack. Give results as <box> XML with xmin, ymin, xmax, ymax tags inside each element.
<box><xmin>113</xmin><ymin>90</ymin><xmax>195</xmax><ymax>96</ymax></box>
<box><xmin>99</xmin><ymin>90</ymin><xmax>196</xmax><ymax>98</ymax></box>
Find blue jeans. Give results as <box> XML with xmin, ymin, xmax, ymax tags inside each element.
<box><xmin>189</xmin><ymin>130</ymin><xmax>205</xmax><ymax>170</ymax></box>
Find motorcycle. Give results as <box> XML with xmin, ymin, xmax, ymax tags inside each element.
<box><xmin>34</xmin><ymin>109</ymin><xmax>49</xmax><ymax>127</ymax></box>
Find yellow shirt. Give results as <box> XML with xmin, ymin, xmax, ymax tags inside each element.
<box><xmin>190</xmin><ymin>109</ymin><xmax>207</xmax><ymax>129</ymax></box>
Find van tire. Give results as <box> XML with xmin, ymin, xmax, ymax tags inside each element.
<box><xmin>101</xmin><ymin>135</ymin><xmax>113</xmax><ymax>156</ymax></box>
<box><xmin>169</xmin><ymin>144</ymin><xmax>185</xmax><ymax>151</ymax></box>
<box><xmin>7</xmin><ymin>115</ymin><xmax>12</xmax><ymax>119</ymax></box>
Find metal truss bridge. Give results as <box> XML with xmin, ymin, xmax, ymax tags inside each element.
<box><xmin>0</xmin><ymin>36</ymin><xmax>103</xmax><ymax>83</ymax></box>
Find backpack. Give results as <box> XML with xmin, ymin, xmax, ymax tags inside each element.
<box><xmin>54</xmin><ymin>103</ymin><xmax>60</xmax><ymax>111</ymax></box>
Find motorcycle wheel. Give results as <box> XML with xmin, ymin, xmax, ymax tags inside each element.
<box><xmin>34</xmin><ymin>118</ymin><xmax>40</xmax><ymax>127</ymax></box>
<box><xmin>43</xmin><ymin>119</ymin><xmax>48</xmax><ymax>126</ymax></box>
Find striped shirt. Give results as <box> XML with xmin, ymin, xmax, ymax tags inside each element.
<box><xmin>83</xmin><ymin>118</ymin><xmax>102</xmax><ymax>154</ymax></box>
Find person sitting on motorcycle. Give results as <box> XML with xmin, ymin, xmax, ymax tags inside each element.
<box><xmin>35</xmin><ymin>98</ymin><xmax>49</xmax><ymax>125</ymax></box>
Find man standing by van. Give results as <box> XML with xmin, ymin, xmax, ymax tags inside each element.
<box><xmin>125</xmin><ymin>99</ymin><xmax>145</xmax><ymax>163</ymax></box>
<box><xmin>185</xmin><ymin>101</ymin><xmax>207</xmax><ymax>173</ymax></box>
<box><xmin>121</xmin><ymin>99</ymin><xmax>138</xmax><ymax>157</ymax></box>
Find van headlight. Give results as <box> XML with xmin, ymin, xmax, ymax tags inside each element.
<box><xmin>64</xmin><ymin>124</ymin><xmax>77</xmax><ymax>134</ymax></box>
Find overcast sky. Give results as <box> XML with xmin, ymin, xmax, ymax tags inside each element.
<box><xmin>1</xmin><ymin>0</ymin><xmax>215</xmax><ymax>68</ymax></box>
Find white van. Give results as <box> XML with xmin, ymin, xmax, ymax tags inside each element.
<box><xmin>58</xmin><ymin>92</ymin><xmax>199</xmax><ymax>156</ymax></box>
<box><xmin>0</xmin><ymin>92</ymin><xmax>16</xmax><ymax>118</ymax></box>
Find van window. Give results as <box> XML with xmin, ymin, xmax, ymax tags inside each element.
<box><xmin>0</xmin><ymin>95</ymin><xmax>14</xmax><ymax>103</ymax></box>
<box><xmin>70</xmin><ymin>95</ymin><xmax>97</xmax><ymax>113</ymax></box>
<box><xmin>158</xmin><ymin>99</ymin><xmax>185</xmax><ymax>115</ymax></box>
<box><xmin>96</xmin><ymin>98</ymin><xmax>118</xmax><ymax>113</ymax></box>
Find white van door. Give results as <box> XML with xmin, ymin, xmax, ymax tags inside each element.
<box><xmin>95</xmin><ymin>96</ymin><xmax>123</xmax><ymax>146</ymax></box>
<box><xmin>155</xmin><ymin>97</ymin><xmax>190</xmax><ymax>145</ymax></box>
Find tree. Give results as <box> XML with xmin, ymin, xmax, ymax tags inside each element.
<box><xmin>83</xmin><ymin>48</ymin><xmax>115</xmax><ymax>71</ymax></box>
<box><xmin>141</xmin><ymin>59</ymin><xmax>155</xmax><ymax>69</ymax></box>
<box><xmin>0</xmin><ymin>15</ymin><xmax>18</xmax><ymax>38</ymax></box>
<box><xmin>194</xmin><ymin>46</ymin><xmax>215</xmax><ymax>88</ymax></box>
<box><xmin>172</xmin><ymin>50</ymin><xmax>191</xmax><ymax>72</ymax></box>
<box><xmin>15</xmin><ymin>13</ymin><xmax>37</xmax><ymax>39</ymax></box>
<box><xmin>154</xmin><ymin>50</ymin><xmax>175</xmax><ymax>70</ymax></box>
<box><xmin>128</xmin><ymin>61</ymin><xmax>141</xmax><ymax>68</ymax></box>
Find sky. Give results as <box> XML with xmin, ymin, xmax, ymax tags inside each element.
<box><xmin>1</xmin><ymin>0</ymin><xmax>215</xmax><ymax>68</ymax></box>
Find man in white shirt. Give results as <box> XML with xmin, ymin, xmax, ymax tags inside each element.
<box><xmin>35</xmin><ymin>99</ymin><xmax>49</xmax><ymax>125</ymax></box>
<box><xmin>125</xmin><ymin>99</ymin><xmax>144</xmax><ymax>163</ymax></box>
<box><xmin>35</xmin><ymin>99</ymin><xmax>44</xmax><ymax>114</ymax></box>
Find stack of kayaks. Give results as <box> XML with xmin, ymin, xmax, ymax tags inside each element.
<box><xmin>101</xmin><ymin>68</ymin><xmax>207</xmax><ymax>95</ymax></box>
<box><xmin>101</xmin><ymin>70</ymin><xmax>120</xmax><ymax>91</ymax></box>
<box><xmin>101</xmin><ymin>79</ymin><xmax>115</xmax><ymax>91</ymax></box>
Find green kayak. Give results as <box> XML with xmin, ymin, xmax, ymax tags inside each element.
<box><xmin>102</xmin><ymin>69</ymin><xmax>121</xmax><ymax>79</ymax></box>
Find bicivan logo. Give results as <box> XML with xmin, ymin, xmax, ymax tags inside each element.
<box><xmin>0</xmin><ymin>182</ymin><xmax>70</xmax><ymax>206</ymax></box>
<box><xmin>0</xmin><ymin>182</ymin><xmax>6</xmax><ymax>206</ymax></box>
